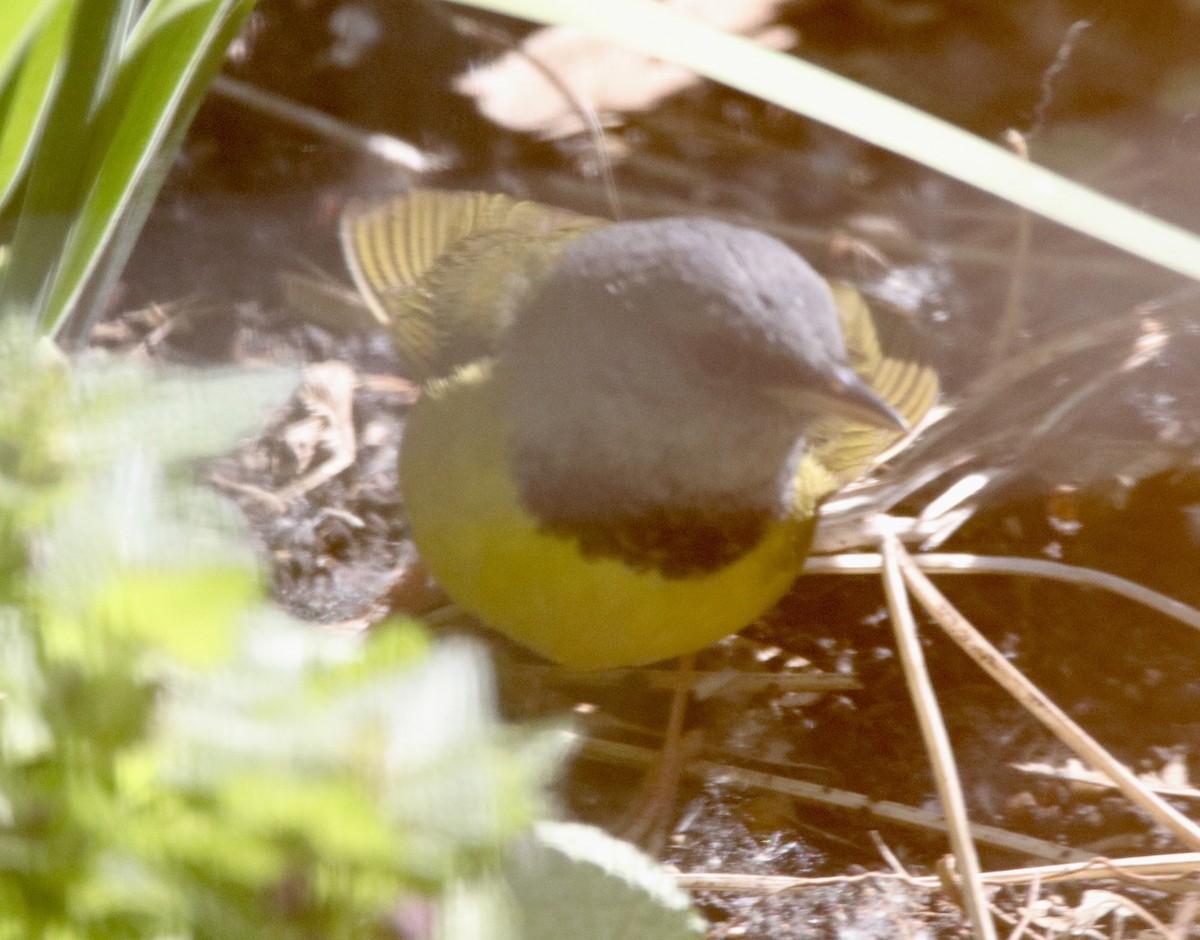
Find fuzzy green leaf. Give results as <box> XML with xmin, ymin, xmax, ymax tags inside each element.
<box><xmin>506</xmin><ymin>822</ymin><xmax>707</xmax><ymax>940</ymax></box>
<box><xmin>90</xmin><ymin>564</ymin><xmax>257</xmax><ymax>665</ymax></box>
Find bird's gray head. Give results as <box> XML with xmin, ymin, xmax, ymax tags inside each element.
<box><xmin>498</xmin><ymin>217</ymin><xmax>900</xmax><ymax>573</ymax></box>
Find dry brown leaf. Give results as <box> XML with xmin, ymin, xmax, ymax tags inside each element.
<box><xmin>454</xmin><ymin>0</ymin><xmax>796</xmax><ymax>138</ymax></box>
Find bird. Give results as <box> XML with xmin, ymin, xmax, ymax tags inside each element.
<box><xmin>339</xmin><ymin>190</ymin><xmax>937</xmax><ymax>669</ymax></box>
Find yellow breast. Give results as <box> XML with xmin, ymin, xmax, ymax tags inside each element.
<box><xmin>401</xmin><ymin>363</ymin><xmax>834</xmax><ymax>669</ymax></box>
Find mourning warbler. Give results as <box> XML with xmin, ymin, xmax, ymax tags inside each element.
<box><xmin>341</xmin><ymin>190</ymin><xmax>937</xmax><ymax>669</ymax></box>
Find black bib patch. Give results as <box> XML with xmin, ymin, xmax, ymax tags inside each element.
<box><xmin>535</xmin><ymin>505</ymin><xmax>773</xmax><ymax>579</ymax></box>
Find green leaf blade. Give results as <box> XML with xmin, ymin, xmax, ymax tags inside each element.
<box><xmin>0</xmin><ymin>0</ymin><xmax>71</xmax><ymax>212</ymax></box>
<box><xmin>0</xmin><ymin>0</ymin><xmax>126</xmax><ymax>324</ymax></box>
<box><xmin>42</xmin><ymin>0</ymin><xmax>255</xmax><ymax>338</ymax></box>
<box><xmin>0</xmin><ymin>0</ymin><xmax>58</xmax><ymax>92</ymax></box>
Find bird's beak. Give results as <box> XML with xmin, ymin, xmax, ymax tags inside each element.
<box><xmin>773</xmin><ymin>364</ymin><xmax>908</xmax><ymax>431</ymax></box>
<box><xmin>820</xmin><ymin>365</ymin><xmax>908</xmax><ymax>430</ymax></box>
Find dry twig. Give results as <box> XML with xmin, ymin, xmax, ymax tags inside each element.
<box><xmin>880</xmin><ymin>527</ymin><xmax>996</xmax><ymax>940</ymax></box>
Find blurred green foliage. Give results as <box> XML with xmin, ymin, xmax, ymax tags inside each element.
<box><xmin>0</xmin><ymin>326</ymin><xmax>705</xmax><ymax>937</ymax></box>
<box><xmin>0</xmin><ymin>330</ymin><xmax>573</xmax><ymax>937</ymax></box>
